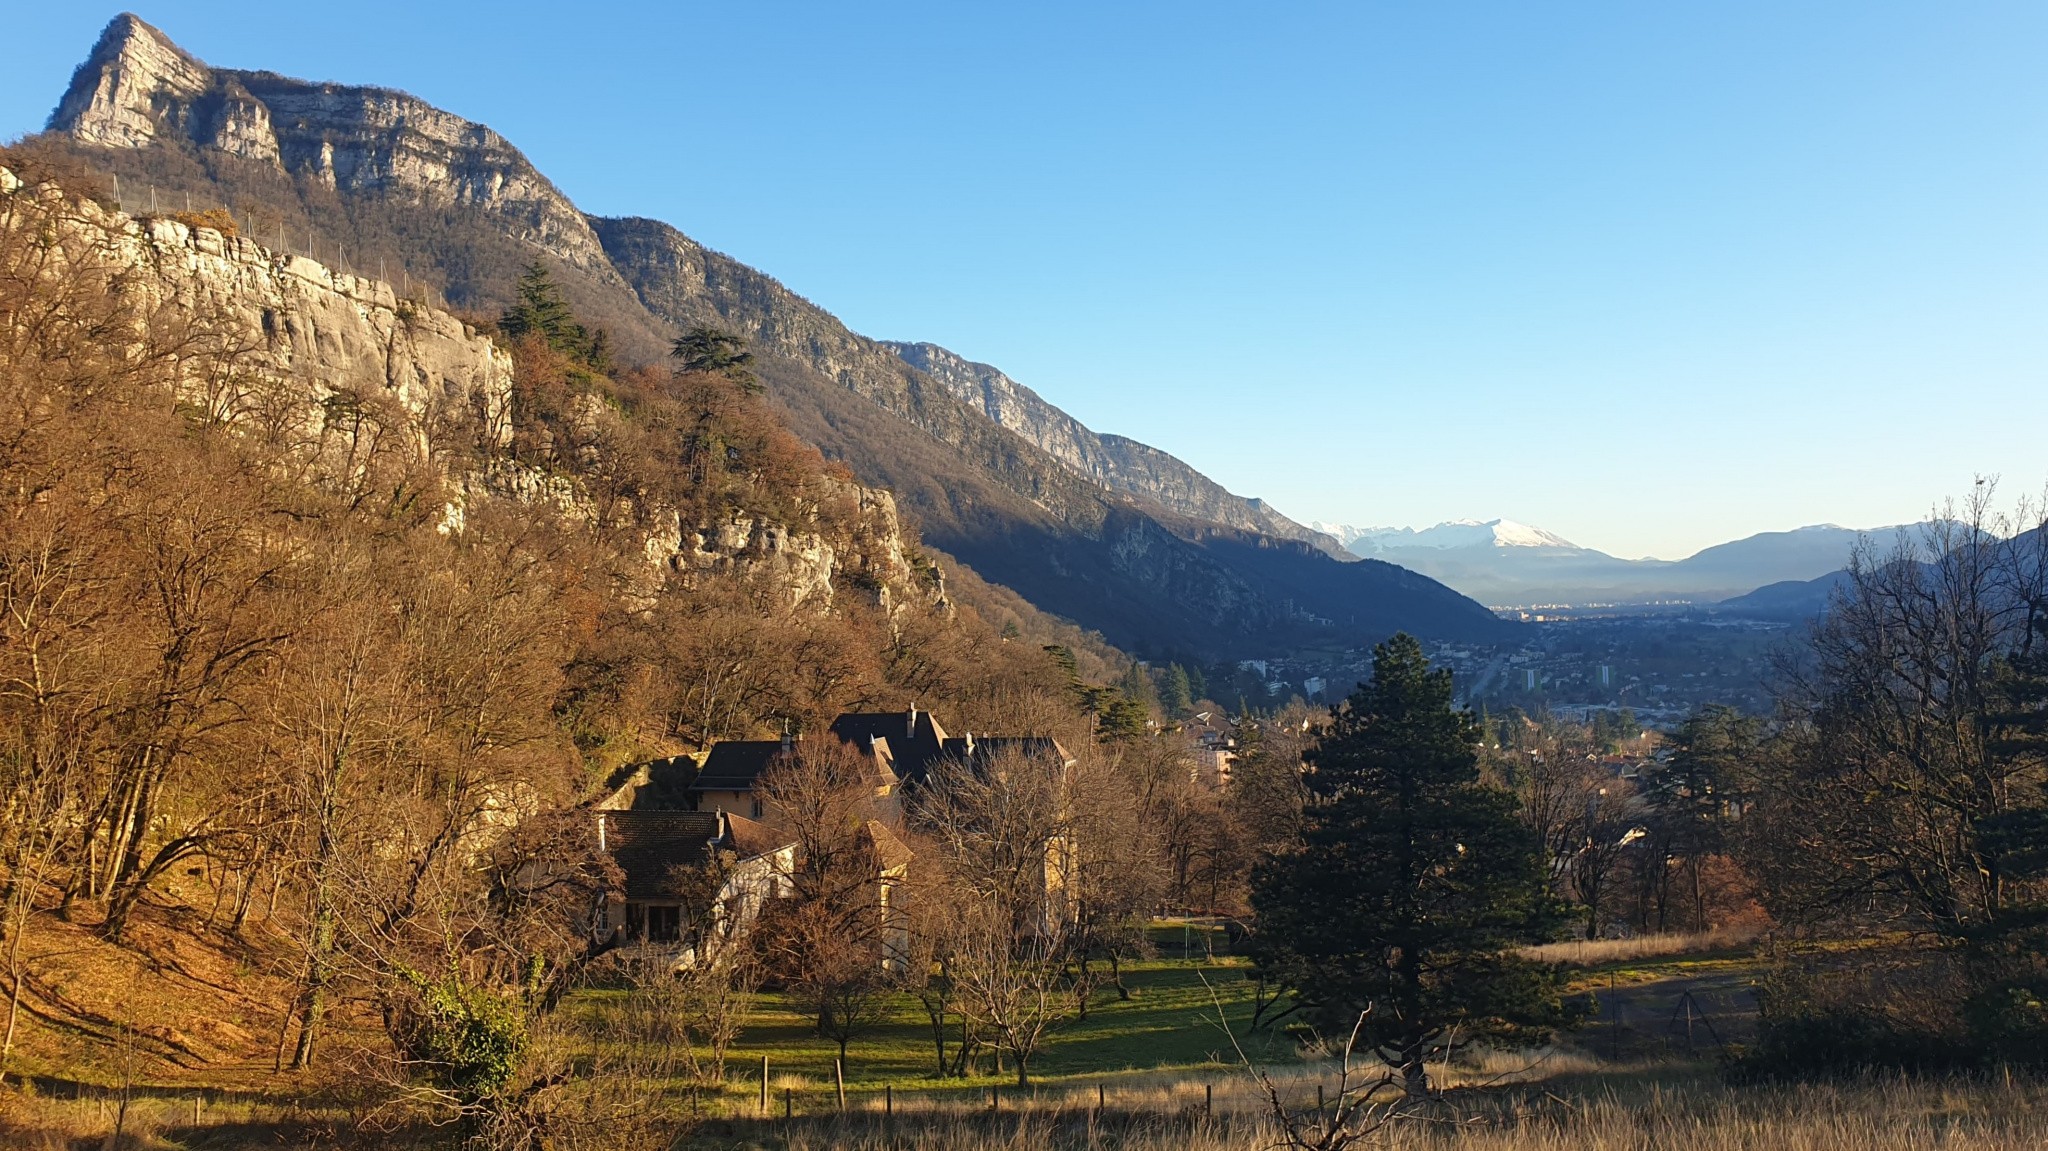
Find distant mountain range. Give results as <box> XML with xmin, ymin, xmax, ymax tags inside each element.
<box><xmin>1309</xmin><ymin>518</ymin><xmax>1895</xmax><ymax>607</ymax></box>
<box><xmin>28</xmin><ymin>14</ymin><xmax>1510</xmax><ymax>660</ymax></box>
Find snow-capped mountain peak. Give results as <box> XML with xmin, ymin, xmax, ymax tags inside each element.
<box><xmin>1315</xmin><ymin>518</ymin><xmax>1581</xmax><ymax>552</ymax></box>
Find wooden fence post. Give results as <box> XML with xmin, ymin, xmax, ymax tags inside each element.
<box><xmin>1205</xmin><ymin>1082</ymin><xmax>1212</xmax><ymax>1119</ymax></box>
<box><xmin>761</xmin><ymin>1056</ymin><xmax>769</xmax><ymax>1114</ymax></box>
<box><xmin>784</xmin><ymin>1087</ymin><xmax>792</xmax><ymax>1119</ymax></box>
<box><xmin>885</xmin><ymin>1083</ymin><xmax>892</xmax><ymax>1118</ymax></box>
<box><xmin>835</xmin><ymin>1058</ymin><xmax>846</xmax><ymax>1112</ymax></box>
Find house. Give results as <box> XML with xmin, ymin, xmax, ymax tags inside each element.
<box><xmin>595</xmin><ymin>808</ymin><xmax>794</xmax><ymax>958</ymax></box>
<box><xmin>920</xmin><ymin>732</ymin><xmax>1079</xmax><ymax>935</ymax></box>
<box><xmin>689</xmin><ymin>737</ymin><xmax>796</xmax><ymax>819</ymax></box>
<box><xmin>1182</xmin><ymin>714</ymin><xmax>1238</xmax><ymax>790</ymax></box>
<box><xmin>863</xmin><ymin>818</ymin><xmax>916</xmax><ymax>967</ymax></box>
<box><xmin>829</xmin><ymin>706</ymin><xmax>951</xmax><ymax>789</ymax></box>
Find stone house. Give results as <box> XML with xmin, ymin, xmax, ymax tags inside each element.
<box><xmin>595</xmin><ymin>808</ymin><xmax>794</xmax><ymax>962</ymax></box>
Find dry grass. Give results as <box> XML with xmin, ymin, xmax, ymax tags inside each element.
<box><xmin>770</xmin><ymin>1072</ymin><xmax>2048</xmax><ymax>1151</ymax></box>
<box><xmin>1522</xmin><ymin>926</ymin><xmax>1763</xmax><ymax>967</ymax></box>
<box><xmin>14</xmin><ymin>1063</ymin><xmax>2048</xmax><ymax>1149</ymax></box>
<box><xmin>0</xmin><ymin>1089</ymin><xmax>314</xmax><ymax>1151</ymax></box>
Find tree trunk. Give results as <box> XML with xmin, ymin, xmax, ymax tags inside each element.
<box><xmin>1</xmin><ymin>917</ymin><xmax>29</xmax><ymax>1082</ymax></box>
<box><xmin>1400</xmin><ymin>1037</ymin><xmax>1429</xmax><ymax>1099</ymax></box>
<box><xmin>289</xmin><ymin>905</ymin><xmax>331</xmax><ymax>1071</ymax></box>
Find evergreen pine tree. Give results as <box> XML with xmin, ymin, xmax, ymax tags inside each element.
<box><xmin>672</xmin><ymin>327</ymin><xmax>761</xmax><ymax>393</ymax></box>
<box><xmin>1161</xmin><ymin>663</ymin><xmax>1194</xmax><ymax>717</ymax></box>
<box><xmin>1250</xmin><ymin>634</ymin><xmax>1575</xmax><ymax>1095</ymax></box>
<box><xmin>500</xmin><ymin>260</ymin><xmax>581</xmax><ymax>350</ymax></box>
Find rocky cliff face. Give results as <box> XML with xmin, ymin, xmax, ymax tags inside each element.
<box><xmin>589</xmin><ymin>215</ymin><xmax>1118</xmax><ymax>530</ymax></box>
<box><xmin>883</xmin><ymin>340</ymin><xmax>1349</xmax><ymax>559</ymax></box>
<box><xmin>0</xmin><ymin>164</ymin><xmax>929</xmax><ymax>622</ymax></box>
<box><xmin>49</xmin><ymin>13</ymin><xmax>616</xmax><ymax>277</ymax></box>
<box><xmin>0</xmin><ymin>164</ymin><xmax>515</xmax><ymax>449</ymax></box>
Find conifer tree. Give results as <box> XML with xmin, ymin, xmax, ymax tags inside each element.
<box><xmin>500</xmin><ymin>261</ymin><xmax>581</xmax><ymax>349</ymax></box>
<box><xmin>672</xmin><ymin>327</ymin><xmax>760</xmax><ymax>393</ymax></box>
<box><xmin>1160</xmin><ymin>663</ymin><xmax>1194</xmax><ymax>717</ymax></box>
<box><xmin>1249</xmin><ymin>634</ymin><xmax>1573</xmax><ymax>1095</ymax></box>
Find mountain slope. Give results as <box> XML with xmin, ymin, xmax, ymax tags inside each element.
<box><xmin>881</xmin><ymin>340</ymin><xmax>1351</xmax><ymax>559</ymax></box>
<box><xmin>34</xmin><ymin>13</ymin><xmax>1511</xmax><ymax>658</ymax></box>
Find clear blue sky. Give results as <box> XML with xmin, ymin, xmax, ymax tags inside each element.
<box><xmin>6</xmin><ymin>3</ymin><xmax>2045</xmax><ymax>559</ymax></box>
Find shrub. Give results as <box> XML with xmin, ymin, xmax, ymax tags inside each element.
<box><xmin>1733</xmin><ymin>946</ymin><xmax>1976</xmax><ymax>1079</ymax></box>
<box><xmin>389</xmin><ymin>971</ymin><xmax>530</xmax><ymax>1105</ymax></box>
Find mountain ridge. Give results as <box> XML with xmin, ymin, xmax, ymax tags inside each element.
<box><xmin>880</xmin><ymin>340</ymin><xmax>1352</xmax><ymax>560</ymax></box>
<box><xmin>33</xmin><ymin>13</ymin><xmax>1512</xmax><ymax>658</ymax></box>
<box><xmin>1313</xmin><ymin>516</ymin><xmax>1900</xmax><ymax>606</ymax></box>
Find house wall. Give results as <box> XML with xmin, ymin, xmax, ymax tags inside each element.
<box><xmin>696</xmin><ymin>789</ymin><xmax>766</xmax><ymax>819</ymax></box>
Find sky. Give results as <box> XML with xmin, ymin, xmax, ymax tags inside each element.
<box><xmin>4</xmin><ymin>2</ymin><xmax>2045</xmax><ymax>560</ymax></box>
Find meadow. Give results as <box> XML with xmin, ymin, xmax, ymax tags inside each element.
<box><xmin>12</xmin><ymin>926</ymin><xmax>2048</xmax><ymax>1149</ymax></box>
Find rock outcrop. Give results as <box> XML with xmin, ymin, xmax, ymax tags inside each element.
<box><xmin>883</xmin><ymin>340</ymin><xmax>1350</xmax><ymax>559</ymax></box>
<box><xmin>49</xmin><ymin>13</ymin><xmax>616</xmax><ymax>277</ymax></box>
<box><xmin>0</xmin><ymin>163</ymin><xmax>514</xmax><ymax>447</ymax></box>
<box><xmin>1</xmin><ymin>165</ymin><xmax>935</xmax><ymax>624</ymax></box>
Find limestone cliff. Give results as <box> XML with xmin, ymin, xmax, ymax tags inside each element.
<box><xmin>49</xmin><ymin>13</ymin><xmax>616</xmax><ymax>278</ymax></box>
<box><xmin>0</xmin><ymin>164</ymin><xmax>514</xmax><ymax>447</ymax></box>
<box><xmin>882</xmin><ymin>340</ymin><xmax>1350</xmax><ymax>560</ymax></box>
<box><xmin>33</xmin><ymin>15</ymin><xmax>1512</xmax><ymax>657</ymax></box>
<box><xmin>0</xmin><ymin>165</ymin><xmax>930</xmax><ymax>622</ymax></box>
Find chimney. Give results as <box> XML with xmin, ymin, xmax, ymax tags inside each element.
<box><xmin>964</xmin><ymin>730</ymin><xmax>975</xmax><ymax>755</ymax></box>
<box><xmin>715</xmin><ymin>809</ymin><xmax>730</xmax><ymax>842</ymax></box>
<box><xmin>907</xmin><ymin>704</ymin><xmax>918</xmax><ymax>739</ymax></box>
<box><xmin>596</xmin><ymin>812</ymin><xmax>607</xmax><ymax>853</ymax></box>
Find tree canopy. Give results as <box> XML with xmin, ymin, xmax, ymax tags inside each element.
<box><xmin>1250</xmin><ymin>634</ymin><xmax>1574</xmax><ymax>1093</ymax></box>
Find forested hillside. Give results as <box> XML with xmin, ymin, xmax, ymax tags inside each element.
<box><xmin>0</xmin><ymin>158</ymin><xmax>1137</xmax><ymax>1077</ymax></box>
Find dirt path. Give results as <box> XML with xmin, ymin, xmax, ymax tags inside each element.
<box><xmin>1584</xmin><ymin>963</ymin><xmax>1761</xmax><ymax>1061</ymax></box>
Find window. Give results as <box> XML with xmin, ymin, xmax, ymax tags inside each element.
<box><xmin>751</xmin><ymin>798</ymin><xmax>764</xmax><ymax>819</ymax></box>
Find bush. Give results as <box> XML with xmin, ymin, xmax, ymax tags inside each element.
<box><xmin>1732</xmin><ymin>946</ymin><xmax>1977</xmax><ymax>1079</ymax></box>
<box><xmin>390</xmin><ymin>972</ymin><xmax>530</xmax><ymax>1105</ymax></box>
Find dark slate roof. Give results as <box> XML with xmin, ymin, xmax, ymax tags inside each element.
<box><xmin>831</xmin><ymin>709</ymin><xmax>951</xmax><ymax>786</ymax></box>
<box><xmin>599</xmin><ymin>811</ymin><xmax>720</xmax><ymax>900</ymax></box>
<box><xmin>938</xmin><ymin>735</ymin><xmax>1075</xmax><ymax>773</ymax></box>
<box><xmin>690</xmin><ymin>740</ymin><xmax>793</xmax><ymax>794</ymax></box>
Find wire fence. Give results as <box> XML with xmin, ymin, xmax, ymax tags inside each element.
<box><xmin>104</xmin><ymin>176</ymin><xmax>445</xmax><ymax>308</ymax></box>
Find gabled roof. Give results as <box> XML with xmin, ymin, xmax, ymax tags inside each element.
<box><xmin>599</xmin><ymin>810</ymin><xmax>796</xmax><ymax>900</ymax></box>
<box><xmin>831</xmin><ymin>708</ymin><xmax>951</xmax><ymax>787</ymax></box>
<box><xmin>939</xmin><ymin>735</ymin><xmax>1076</xmax><ymax>772</ymax></box>
<box><xmin>864</xmin><ymin>819</ymin><xmax>915</xmax><ymax>872</ymax></box>
<box><xmin>722</xmin><ymin>811</ymin><xmax>796</xmax><ymax>861</ymax></box>
<box><xmin>690</xmin><ymin>740</ymin><xmax>793</xmax><ymax>795</ymax></box>
<box><xmin>598</xmin><ymin>811</ymin><xmax>720</xmax><ymax>900</ymax></box>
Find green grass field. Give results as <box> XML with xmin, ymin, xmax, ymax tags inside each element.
<box><xmin>589</xmin><ymin>921</ymin><xmax>1302</xmax><ymax>1106</ymax></box>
